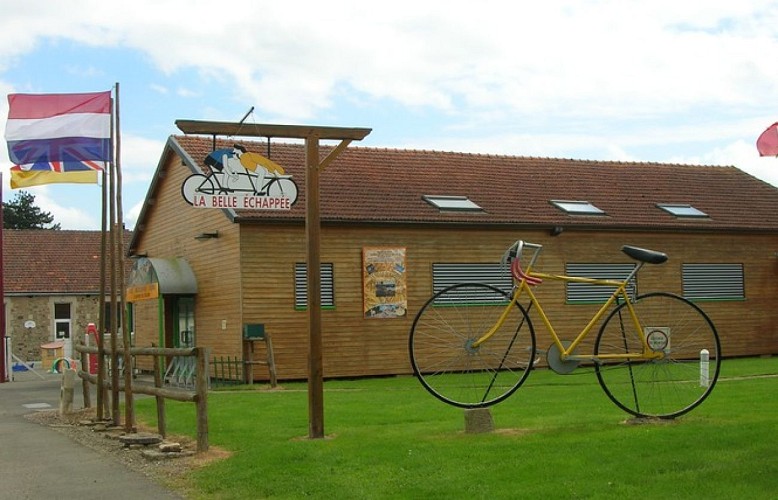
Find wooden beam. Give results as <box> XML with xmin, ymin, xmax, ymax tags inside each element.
<box><xmin>319</xmin><ymin>139</ymin><xmax>353</xmax><ymax>171</ymax></box>
<box><xmin>175</xmin><ymin>119</ymin><xmax>371</xmax><ymax>141</ymax></box>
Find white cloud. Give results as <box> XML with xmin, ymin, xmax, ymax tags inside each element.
<box><xmin>119</xmin><ymin>134</ymin><xmax>166</xmax><ymax>185</ymax></box>
<box><xmin>4</xmin><ymin>1</ymin><xmax>778</xmax><ymax>124</ymax></box>
<box><xmin>3</xmin><ymin>0</ymin><xmax>778</xmax><ymax>228</ymax></box>
<box><xmin>124</xmin><ymin>197</ymin><xmax>145</xmax><ymax>230</ymax></box>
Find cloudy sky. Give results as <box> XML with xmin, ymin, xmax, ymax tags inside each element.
<box><xmin>2</xmin><ymin>0</ymin><xmax>778</xmax><ymax>230</ymax></box>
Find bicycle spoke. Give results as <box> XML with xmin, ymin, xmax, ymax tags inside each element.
<box><xmin>409</xmin><ymin>283</ymin><xmax>535</xmax><ymax>408</ymax></box>
<box><xmin>595</xmin><ymin>292</ymin><xmax>720</xmax><ymax>418</ymax></box>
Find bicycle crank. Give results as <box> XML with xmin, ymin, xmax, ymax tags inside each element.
<box><xmin>547</xmin><ymin>340</ymin><xmax>580</xmax><ymax>374</ymax></box>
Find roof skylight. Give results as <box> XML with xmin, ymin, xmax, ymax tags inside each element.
<box><xmin>657</xmin><ymin>204</ymin><xmax>708</xmax><ymax>218</ymax></box>
<box><xmin>550</xmin><ymin>200</ymin><xmax>605</xmax><ymax>215</ymax></box>
<box><xmin>422</xmin><ymin>195</ymin><xmax>483</xmax><ymax>212</ymax></box>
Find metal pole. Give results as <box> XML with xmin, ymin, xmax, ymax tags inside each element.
<box><xmin>0</xmin><ymin>172</ymin><xmax>6</xmax><ymax>383</ymax></box>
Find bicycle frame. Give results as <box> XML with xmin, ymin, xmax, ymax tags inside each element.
<box><xmin>471</xmin><ymin>241</ymin><xmax>663</xmax><ymax>362</ymax></box>
<box><xmin>210</xmin><ymin>170</ymin><xmax>262</xmax><ymax>194</ymax></box>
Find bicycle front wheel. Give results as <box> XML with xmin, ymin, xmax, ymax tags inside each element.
<box><xmin>409</xmin><ymin>283</ymin><xmax>536</xmax><ymax>408</ymax></box>
<box><xmin>595</xmin><ymin>292</ymin><xmax>721</xmax><ymax>419</ymax></box>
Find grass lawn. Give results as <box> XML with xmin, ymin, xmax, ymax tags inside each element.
<box><xmin>135</xmin><ymin>356</ymin><xmax>778</xmax><ymax>499</ymax></box>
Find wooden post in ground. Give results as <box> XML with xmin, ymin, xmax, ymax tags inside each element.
<box><xmin>305</xmin><ymin>135</ymin><xmax>324</xmax><ymax>439</ymax></box>
<box><xmin>153</xmin><ymin>353</ymin><xmax>166</xmax><ymax>438</ymax></box>
<box><xmin>243</xmin><ymin>339</ymin><xmax>254</xmax><ymax>385</ymax></box>
<box><xmin>79</xmin><ymin>343</ymin><xmax>91</xmax><ymax>408</ymax></box>
<box><xmin>194</xmin><ymin>347</ymin><xmax>209</xmax><ymax>452</ymax></box>
<box><xmin>265</xmin><ymin>332</ymin><xmax>277</xmax><ymax>388</ymax></box>
<box><xmin>59</xmin><ymin>369</ymin><xmax>75</xmax><ymax>416</ymax></box>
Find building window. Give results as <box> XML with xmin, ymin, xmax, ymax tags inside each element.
<box><xmin>295</xmin><ymin>263</ymin><xmax>335</xmax><ymax>309</ymax></box>
<box><xmin>551</xmin><ymin>200</ymin><xmax>605</xmax><ymax>215</ymax></box>
<box><xmin>54</xmin><ymin>302</ymin><xmax>71</xmax><ymax>340</ymax></box>
<box><xmin>565</xmin><ymin>263</ymin><xmax>637</xmax><ymax>304</ymax></box>
<box><xmin>682</xmin><ymin>263</ymin><xmax>744</xmax><ymax>300</ymax></box>
<box><xmin>657</xmin><ymin>204</ymin><xmax>709</xmax><ymax>218</ymax></box>
<box><xmin>431</xmin><ymin>263</ymin><xmax>512</xmax><ymax>304</ymax></box>
<box><xmin>422</xmin><ymin>195</ymin><xmax>483</xmax><ymax>212</ymax></box>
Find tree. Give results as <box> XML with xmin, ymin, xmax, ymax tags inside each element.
<box><xmin>2</xmin><ymin>191</ymin><xmax>61</xmax><ymax>229</ymax></box>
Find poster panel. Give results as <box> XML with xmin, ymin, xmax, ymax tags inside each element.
<box><xmin>362</xmin><ymin>247</ymin><xmax>407</xmax><ymax>318</ymax></box>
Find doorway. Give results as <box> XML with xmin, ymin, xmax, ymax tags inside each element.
<box><xmin>165</xmin><ymin>296</ymin><xmax>196</xmax><ymax>386</ymax></box>
<box><xmin>174</xmin><ymin>296</ymin><xmax>195</xmax><ymax>348</ymax></box>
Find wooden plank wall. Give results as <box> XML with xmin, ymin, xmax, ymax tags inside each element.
<box><xmin>129</xmin><ymin>149</ymin><xmax>778</xmax><ymax>380</ymax></box>
<box><xmin>234</xmin><ymin>225</ymin><xmax>778</xmax><ymax>381</ymax></box>
<box><xmin>130</xmin><ymin>152</ymin><xmax>243</xmax><ymax>371</ymax></box>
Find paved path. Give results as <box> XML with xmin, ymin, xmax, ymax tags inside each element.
<box><xmin>0</xmin><ymin>370</ymin><xmax>182</xmax><ymax>500</ymax></box>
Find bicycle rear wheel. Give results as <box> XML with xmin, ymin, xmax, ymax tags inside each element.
<box><xmin>409</xmin><ymin>283</ymin><xmax>536</xmax><ymax>408</ymax></box>
<box><xmin>595</xmin><ymin>292</ymin><xmax>720</xmax><ymax>419</ymax></box>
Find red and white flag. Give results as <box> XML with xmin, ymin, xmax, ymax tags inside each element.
<box><xmin>4</xmin><ymin>91</ymin><xmax>111</xmax><ymax>188</ymax></box>
<box><xmin>756</xmin><ymin>122</ymin><xmax>778</xmax><ymax>157</ymax></box>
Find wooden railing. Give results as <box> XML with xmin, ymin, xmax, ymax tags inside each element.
<box><xmin>74</xmin><ymin>343</ymin><xmax>209</xmax><ymax>452</ymax></box>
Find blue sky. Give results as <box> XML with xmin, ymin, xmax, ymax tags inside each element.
<box><xmin>2</xmin><ymin>0</ymin><xmax>778</xmax><ymax>230</ymax></box>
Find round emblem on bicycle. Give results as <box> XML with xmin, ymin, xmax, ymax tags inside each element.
<box><xmin>645</xmin><ymin>329</ymin><xmax>669</xmax><ymax>351</ymax></box>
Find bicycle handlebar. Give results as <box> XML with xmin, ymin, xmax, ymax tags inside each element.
<box><xmin>503</xmin><ymin>240</ymin><xmax>542</xmax><ymax>263</ymax></box>
<box><xmin>503</xmin><ymin>240</ymin><xmax>544</xmax><ymax>285</ymax></box>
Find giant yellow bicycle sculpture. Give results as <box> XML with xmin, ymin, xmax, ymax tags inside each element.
<box><xmin>409</xmin><ymin>240</ymin><xmax>721</xmax><ymax>418</ymax></box>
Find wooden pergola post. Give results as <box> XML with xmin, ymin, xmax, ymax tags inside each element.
<box><xmin>176</xmin><ymin>120</ymin><xmax>371</xmax><ymax>439</ymax></box>
<box><xmin>305</xmin><ymin>135</ymin><xmax>324</xmax><ymax>438</ymax></box>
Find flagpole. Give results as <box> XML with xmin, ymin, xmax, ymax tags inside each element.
<box><xmin>114</xmin><ymin>82</ymin><xmax>135</xmax><ymax>432</ymax></box>
<box><xmin>97</xmin><ymin>167</ymin><xmax>108</xmax><ymax>419</ymax></box>
<box><xmin>109</xmin><ymin>92</ymin><xmax>120</xmax><ymax>427</ymax></box>
<box><xmin>0</xmin><ymin>172</ymin><xmax>6</xmax><ymax>384</ymax></box>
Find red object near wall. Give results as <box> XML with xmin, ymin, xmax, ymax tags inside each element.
<box><xmin>85</xmin><ymin>323</ymin><xmax>99</xmax><ymax>375</ymax></box>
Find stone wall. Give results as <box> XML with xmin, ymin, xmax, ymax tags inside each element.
<box><xmin>6</xmin><ymin>295</ymin><xmax>103</xmax><ymax>362</ymax></box>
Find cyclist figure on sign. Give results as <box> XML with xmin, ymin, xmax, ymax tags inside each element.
<box><xmin>232</xmin><ymin>144</ymin><xmax>286</xmax><ymax>195</ymax></box>
<box><xmin>203</xmin><ymin>144</ymin><xmax>286</xmax><ymax>195</ymax></box>
<box><xmin>203</xmin><ymin>148</ymin><xmax>239</xmax><ymax>193</ymax></box>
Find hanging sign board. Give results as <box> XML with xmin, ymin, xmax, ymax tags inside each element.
<box><xmin>181</xmin><ymin>145</ymin><xmax>298</xmax><ymax>210</ymax></box>
<box><xmin>126</xmin><ymin>282</ymin><xmax>159</xmax><ymax>302</ymax></box>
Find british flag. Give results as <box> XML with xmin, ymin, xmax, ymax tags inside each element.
<box><xmin>8</xmin><ymin>137</ymin><xmax>110</xmax><ymax>167</ymax></box>
<box><xmin>5</xmin><ymin>91</ymin><xmax>111</xmax><ymax>188</ymax></box>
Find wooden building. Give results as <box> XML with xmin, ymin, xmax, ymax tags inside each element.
<box><xmin>127</xmin><ymin>134</ymin><xmax>778</xmax><ymax>381</ymax></box>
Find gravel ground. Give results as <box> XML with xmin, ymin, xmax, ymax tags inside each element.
<box><xmin>25</xmin><ymin>407</ymin><xmax>229</xmax><ymax>495</ymax></box>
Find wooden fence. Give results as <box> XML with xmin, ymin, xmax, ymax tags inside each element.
<box><xmin>210</xmin><ymin>356</ymin><xmax>244</xmax><ymax>387</ymax></box>
<box><xmin>74</xmin><ymin>343</ymin><xmax>209</xmax><ymax>452</ymax></box>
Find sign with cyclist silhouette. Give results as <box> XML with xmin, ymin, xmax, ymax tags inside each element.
<box><xmin>181</xmin><ymin>144</ymin><xmax>298</xmax><ymax>209</ymax></box>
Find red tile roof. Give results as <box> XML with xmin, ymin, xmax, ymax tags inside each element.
<box><xmin>3</xmin><ymin>229</ymin><xmax>131</xmax><ymax>295</ymax></box>
<box><xmin>164</xmin><ymin>135</ymin><xmax>778</xmax><ymax>232</ymax></box>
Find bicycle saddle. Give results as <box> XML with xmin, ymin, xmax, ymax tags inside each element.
<box><xmin>621</xmin><ymin>245</ymin><xmax>668</xmax><ymax>264</ymax></box>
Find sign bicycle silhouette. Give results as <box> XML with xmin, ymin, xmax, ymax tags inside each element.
<box><xmin>181</xmin><ymin>145</ymin><xmax>298</xmax><ymax>210</ymax></box>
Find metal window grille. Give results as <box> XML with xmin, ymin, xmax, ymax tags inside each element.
<box><xmin>682</xmin><ymin>263</ymin><xmax>744</xmax><ymax>300</ymax></box>
<box><xmin>431</xmin><ymin>263</ymin><xmax>512</xmax><ymax>304</ymax></box>
<box><xmin>565</xmin><ymin>263</ymin><xmax>636</xmax><ymax>304</ymax></box>
<box><xmin>295</xmin><ymin>263</ymin><xmax>335</xmax><ymax>308</ymax></box>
